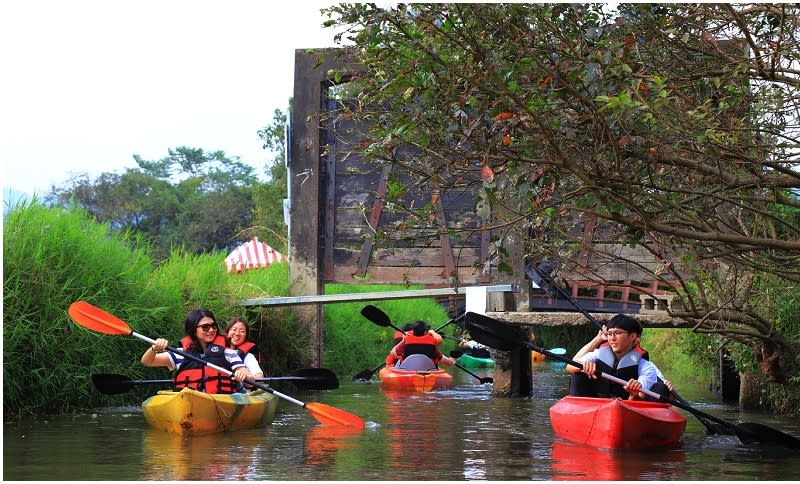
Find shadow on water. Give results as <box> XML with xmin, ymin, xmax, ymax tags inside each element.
<box><xmin>4</xmin><ymin>362</ymin><xmax>800</xmax><ymax>480</ymax></box>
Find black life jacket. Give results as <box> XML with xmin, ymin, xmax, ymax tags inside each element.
<box><xmin>174</xmin><ymin>335</ymin><xmax>237</xmax><ymax>394</ymax></box>
<box><xmin>592</xmin><ymin>345</ymin><xmax>642</xmax><ymax>399</ymax></box>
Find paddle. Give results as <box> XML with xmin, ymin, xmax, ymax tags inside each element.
<box><xmin>92</xmin><ymin>368</ymin><xmax>340</xmax><ymax>394</ymax></box>
<box><xmin>358</xmin><ymin>305</ymin><xmax>492</xmax><ymax>383</ymax></box>
<box><xmin>448</xmin><ymin>350</ymin><xmax>493</xmax><ymax>384</ymax></box>
<box><xmin>353</xmin><ymin>363</ymin><xmax>385</xmax><ymax>382</ymax></box>
<box><xmin>528</xmin><ymin>262</ymin><xmax>731</xmax><ymax>435</ymax></box>
<box><xmin>352</xmin><ymin>305</ymin><xmax>464</xmax><ymax>382</ymax></box>
<box><xmin>465</xmin><ymin>311</ymin><xmax>800</xmax><ymax>449</ymax></box>
<box><xmin>68</xmin><ymin>301</ymin><xmax>365</xmax><ymax>428</ymax></box>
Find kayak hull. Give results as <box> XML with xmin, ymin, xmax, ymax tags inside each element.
<box><xmin>142</xmin><ymin>387</ymin><xmax>278</xmax><ymax>436</ymax></box>
<box><xmin>456</xmin><ymin>353</ymin><xmax>495</xmax><ymax>368</ymax></box>
<box><xmin>379</xmin><ymin>366</ymin><xmax>453</xmax><ymax>391</ymax></box>
<box><xmin>550</xmin><ymin>396</ymin><xmax>686</xmax><ymax>449</ymax></box>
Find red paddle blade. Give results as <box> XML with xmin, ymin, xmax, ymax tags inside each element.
<box><xmin>305</xmin><ymin>402</ymin><xmax>365</xmax><ymax>429</ymax></box>
<box><xmin>68</xmin><ymin>301</ymin><xmax>132</xmax><ymax>335</ymax></box>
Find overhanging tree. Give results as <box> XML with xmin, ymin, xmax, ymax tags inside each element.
<box><xmin>323</xmin><ymin>4</ymin><xmax>800</xmax><ymax>389</ymax></box>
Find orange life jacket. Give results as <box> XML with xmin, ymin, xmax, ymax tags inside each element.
<box><xmin>400</xmin><ymin>332</ymin><xmax>437</xmax><ymax>361</ymax></box>
<box><xmin>392</xmin><ymin>330</ymin><xmax>406</xmax><ymax>346</ymax></box>
<box><xmin>174</xmin><ymin>335</ymin><xmax>237</xmax><ymax>394</ymax></box>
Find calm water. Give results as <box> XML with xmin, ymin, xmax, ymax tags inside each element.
<box><xmin>4</xmin><ymin>363</ymin><xmax>800</xmax><ymax>481</ymax></box>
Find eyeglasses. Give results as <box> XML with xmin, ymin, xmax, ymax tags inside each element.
<box><xmin>198</xmin><ymin>323</ymin><xmax>218</xmax><ymax>332</ymax></box>
<box><xmin>605</xmin><ymin>330</ymin><xmax>629</xmax><ymax>338</ymax></box>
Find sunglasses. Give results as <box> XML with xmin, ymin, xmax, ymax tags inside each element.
<box><xmin>198</xmin><ymin>323</ymin><xmax>218</xmax><ymax>332</ymax></box>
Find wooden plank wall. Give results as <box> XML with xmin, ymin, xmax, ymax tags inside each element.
<box><xmin>323</xmin><ymin>98</ymin><xmax>488</xmax><ymax>286</ymax></box>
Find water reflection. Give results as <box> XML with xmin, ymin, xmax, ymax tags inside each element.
<box><xmin>303</xmin><ymin>424</ymin><xmax>362</xmax><ymax>467</ymax></box>
<box><xmin>550</xmin><ymin>440</ymin><xmax>686</xmax><ymax>480</ymax></box>
<box><xmin>141</xmin><ymin>428</ymin><xmax>265</xmax><ymax>480</ymax></box>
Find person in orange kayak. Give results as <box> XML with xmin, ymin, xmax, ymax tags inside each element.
<box><xmin>386</xmin><ymin>320</ymin><xmax>455</xmax><ymax>368</ymax></box>
<box><xmin>225</xmin><ymin>316</ymin><xmax>264</xmax><ymax>380</ymax></box>
<box><xmin>566</xmin><ymin>314</ymin><xmax>670</xmax><ymax>400</ymax></box>
<box><xmin>391</xmin><ymin>323</ymin><xmax>414</xmax><ymax>346</ymax></box>
<box><xmin>142</xmin><ymin>308</ymin><xmax>250</xmax><ymax>394</ymax></box>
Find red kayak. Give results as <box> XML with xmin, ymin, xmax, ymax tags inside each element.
<box><xmin>379</xmin><ymin>354</ymin><xmax>453</xmax><ymax>392</ymax></box>
<box><xmin>550</xmin><ymin>396</ymin><xmax>686</xmax><ymax>449</ymax></box>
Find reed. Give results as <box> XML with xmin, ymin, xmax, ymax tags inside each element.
<box><xmin>3</xmin><ymin>200</ymin><xmax>159</xmax><ymax>416</ymax></box>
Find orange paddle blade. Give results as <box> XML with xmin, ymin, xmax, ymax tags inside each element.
<box><xmin>305</xmin><ymin>402</ymin><xmax>365</xmax><ymax>429</ymax></box>
<box><xmin>68</xmin><ymin>301</ymin><xmax>132</xmax><ymax>335</ymax></box>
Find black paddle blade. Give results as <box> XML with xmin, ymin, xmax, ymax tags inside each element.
<box><xmin>361</xmin><ymin>305</ymin><xmax>392</xmax><ymax>327</ymax></box>
<box><xmin>92</xmin><ymin>374</ymin><xmax>134</xmax><ymax>394</ymax></box>
<box><xmin>465</xmin><ymin>312</ymin><xmax>526</xmax><ymax>351</ymax></box>
<box><xmin>352</xmin><ymin>363</ymin><xmax>384</xmax><ymax>382</ymax></box>
<box><xmin>450</xmin><ymin>350</ymin><xmax>463</xmax><ymax>359</ymax></box>
<box><xmin>735</xmin><ymin>422</ymin><xmax>800</xmax><ymax>449</ymax></box>
<box><xmin>290</xmin><ymin>368</ymin><xmax>340</xmax><ymax>390</ymax></box>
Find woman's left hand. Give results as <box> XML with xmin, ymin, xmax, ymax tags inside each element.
<box><xmin>233</xmin><ymin>367</ymin><xmax>250</xmax><ymax>382</ymax></box>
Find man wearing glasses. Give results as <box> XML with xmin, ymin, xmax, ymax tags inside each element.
<box><xmin>566</xmin><ymin>314</ymin><xmax>670</xmax><ymax>400</ymax></box>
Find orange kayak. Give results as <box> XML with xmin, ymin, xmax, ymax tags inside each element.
<box><xmin>379</xmin><ymin>355</ymin><xmax>453</xmax><ymax>391</ymax></box>
<box><xmin>550</xmin><ymin>396</ymin><xmax>686</xmax><ymax>449</ymax></box>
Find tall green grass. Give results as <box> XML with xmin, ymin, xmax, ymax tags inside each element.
<box><xmin>3</xmin><ymin>199</ymin><xmax>161</xmax><ymax>415</ymax></box>
<box><xmin>322</xmin><ymin>284</ymin><xmax>452</xmax><ymax>376</ymax></box>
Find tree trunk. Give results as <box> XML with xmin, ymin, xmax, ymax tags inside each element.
<box><xmin>739</xmin><ymin>370</ymin><xmax>764</xmax><ymax>410</ymax></box>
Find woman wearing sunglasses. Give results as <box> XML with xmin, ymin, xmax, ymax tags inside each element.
<box><xmin>141</xmin><ymin>308</ymin><xmax>250</xmax><ymax>393</ymax></box>
<box><xmin>566</xmin><ymin>314</ymin><xmax>670</xmax><ymax>400</ymax></box>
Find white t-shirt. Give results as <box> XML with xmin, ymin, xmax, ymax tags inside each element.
<box><xmin>242</xmin><ymin>352</ymin><xmax>264</xmax><ymax>376</ymax></box>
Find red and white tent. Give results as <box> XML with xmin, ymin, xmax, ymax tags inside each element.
<box><xmin>224</xmin><ymin>237</ymin><xmax>284</xmax><ymax>273</ymax></box>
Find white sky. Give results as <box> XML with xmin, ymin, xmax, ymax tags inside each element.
<box><xmin>1</xmin><ymin>1</ymin><xmax>342</xmax><ymax>200</ymax></box>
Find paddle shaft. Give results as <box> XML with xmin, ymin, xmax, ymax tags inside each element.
<box><xmin>132</xmin><ymin>331</ymin><xmax>307</xmax><ymax>408</ymax></box>
<box><xmin>534</xmin><ymin>268</ymin><xmax>605</xmax><ymax>331</ymax></box>
<box><xmin>454</xmin><ymin>362</ymin><xmax>490</xmax><ymax>383</ymax></box>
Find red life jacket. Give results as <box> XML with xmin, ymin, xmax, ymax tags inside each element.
<box><xmin>237</xmin><ymin>341</ymin><xmax>256</xmax><ymax>354</ymax></box>
<box><xmin>400</xmin><ymin>332</ymin><xmax>437</xmax><ymax>361</ymax></box>
<box><xmin>174</xmin><ymin>335</ymin><xmax>237</xmax><ymax>394</ymax></box>
<box><xmin>233</xmin><ymin>340</ymin><xmax>262</xmax><ymax>364</ymax></box>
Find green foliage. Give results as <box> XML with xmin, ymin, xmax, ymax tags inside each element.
<box><xmin>322</xmin><ymin>284</ymin><xmax>451</xmax><ymax>376</ymax></box>
<box><xmin>640</xmin><ymin>329</ymin><xmax>712</xmax><ymax>387</ymax></box>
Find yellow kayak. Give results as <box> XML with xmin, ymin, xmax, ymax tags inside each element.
<box><xmin>142</xmin><ymin>387</ymin><xmax>278</xmax><ymax>436</ymax></box>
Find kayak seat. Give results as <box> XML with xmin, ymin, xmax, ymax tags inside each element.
<box><xmin>397</xmin><ymin>354</ymin><xmax>437</xmax><ymax>371</ymax></box>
